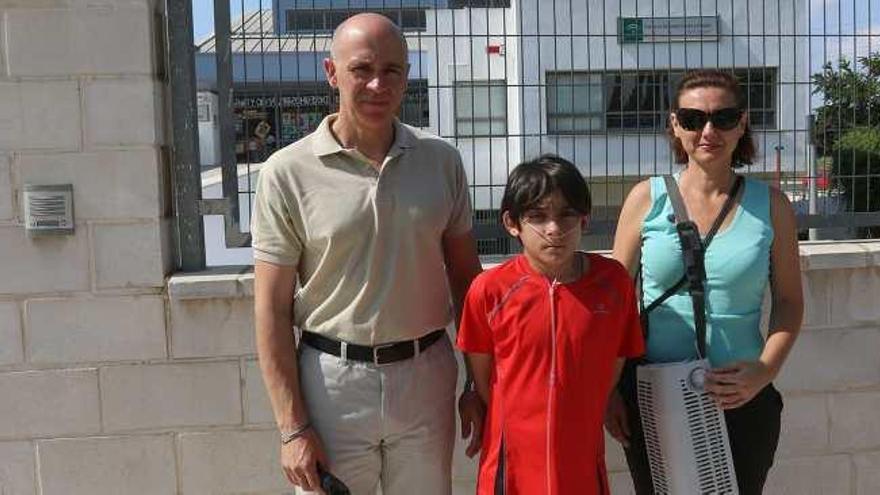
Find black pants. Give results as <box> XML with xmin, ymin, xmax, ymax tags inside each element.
<box><xmin>618</xmin><ymin>361</ymin><xmax>783</xmax><ymax>495</ymax></box>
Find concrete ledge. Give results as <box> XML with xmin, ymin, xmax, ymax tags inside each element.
<box><xmin>799</xmin><ymin>240</ymin><xmax>880</xmax><ymax>271</ymax></box>
<box><xmin>166</xmin><ymin>241</ymin><xmax>880</xmax><ymax>300</ymax></box>
<box><xmin>167</xmin><ymin>266</ymin><xmax>253</xmax><ymax>300</ymax></box>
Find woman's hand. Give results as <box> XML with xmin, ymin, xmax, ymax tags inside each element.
<box><xmin>604</xmin><ymin>389</ymin><xmax>631</xmax><ymax>447</ymax></box>
<box><xmin>705</xmin><ymin>361</ymin><xmax>774</xmax><ymax>410</ymax></box>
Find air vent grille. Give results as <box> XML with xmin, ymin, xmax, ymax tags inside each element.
<box><xmin>23</xmin><ymin>184</ymin><xmax>75</xmax><ymax>236</ymax></box>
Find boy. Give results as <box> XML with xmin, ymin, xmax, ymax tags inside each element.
<box><xmin>457</xmin><ymin>155</ymin><xmax>644</xmax><ymax>495</ymax></box>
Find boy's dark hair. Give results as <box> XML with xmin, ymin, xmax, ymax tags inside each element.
<box><xmin>500</xmin><ymin>154</ymin><xmax>591</xmax><ymax>224</ymax></box>
<box><xmin>667</xmin><ymin>69</ymin><xmax>756</xmax><ymax>168</ymax></box>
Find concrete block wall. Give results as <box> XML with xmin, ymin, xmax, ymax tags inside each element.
<box><xmin>160</xmin><ymin>244</ymin><xmax>880</xmax><ymax>495</ymax></box>
<box><xmin>1</xmin><ymin>2</ymin><xmax>880</xmax><ymax>494</ymax></box>
<box><xmin>0</xmin><ymin>1</ymin><xmax>173</xmax><ymax>494</ymax></box>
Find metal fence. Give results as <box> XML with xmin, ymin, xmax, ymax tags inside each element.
<box><xmin>168</xmin><ymin>0</ymin><xmax>880</xmax><ymax>269</ymax></box>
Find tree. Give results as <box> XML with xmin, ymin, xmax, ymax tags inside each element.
<box><xmin>811</xmin><ymin>52</ymin><xmax>880</xmax><ymax>237</ymax></box>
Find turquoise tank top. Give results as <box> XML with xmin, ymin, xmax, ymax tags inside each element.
<box><xmin>640</xmin><ymin>174</ymin><xmax>773</xmax><ymax>367</ymax></box>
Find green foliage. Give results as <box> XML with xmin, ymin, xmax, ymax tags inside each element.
<box><xmin>832</xmin><ymin>126</ymin><xmax>880</xmax><ymax>218</ymax></box>
<box><xmin>836</xmin><ymin>127</ymin><xmax>880</xmax><ymax>156</ymax></box>
<box><xmin>812</xmin><ymin>53</ymin><xmax>880</xmax><ymax>237</ymax></box>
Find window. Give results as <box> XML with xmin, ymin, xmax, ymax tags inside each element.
<box><xmin>228</xmin><ymin>79</ymin><xmax>430</xmax><ymax>158</ymax></box>
<box><xmin>381</xmin><ymin>9</ymin><xmax>426</xmax><ymax>30</ymax></box>
<box><xmin>328</xmin><ymin>11</ymin><xmax>351</xmax><ymax>30</ymax></box>
<box><xmin>737</xmin><ymin>69</ymin><xmax>776</xmax><ymax>129</ymax></box>
<box><xmin>400</xmin><ymin>80</ymin><xmax>430</xmax><ymax>128</ymax></box>
<box><xmin>197</xmin><ymin>103</ymin><xmax>212</xmax><ymax>123</ymax></box>
<box><xmin>449</xmin><ymin>0</ymin><xmax>511</xmax><ymax>7</ymax></box>
<box><xmin>285</xmin><ymin>9</ymin><xmax>425</xmax><ymax>33</ymax></box>
<box><xmin>604</xmin><ymin>71</ymin><xmax>672</xmax><ymax>130</ymax></box>
<box><xmin>473</xmin><ymin>210</ymin><xmax>512</xmax><ymax>255</ymax></box>
<box><xmin>547</xmin><ymin>73</ymin><xmax>604</xmax><ymax>133</ymax></box>
<box><xmin>455</xmin><ymin>80</ymin><xmax>507</xmax><ymax>137</ymax></box>
<box><xmin>286</xmin><ymin>10</ymin><xmax>323</xmax><ymax>31</ymax></box>
<box><xmin>401</xmin><ymin>9</ymin><xmax>426</xmax><ymax>29</ymax></box>
<box><xmin>546</xmin><ymin>68</ymin><xmax>777</xmax><ymax>133</ymax></box>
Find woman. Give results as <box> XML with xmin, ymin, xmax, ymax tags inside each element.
<box><xmin>606</xmin><ymin>69</ymin><xmax>803</xmax><ymax>494</ymax></box>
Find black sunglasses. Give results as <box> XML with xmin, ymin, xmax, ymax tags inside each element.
<box><xmin>674</xmin><ymin>107</ymin><xmax>744</xmax><ymax>131</ymax></box>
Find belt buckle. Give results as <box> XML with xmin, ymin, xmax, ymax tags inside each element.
<box><xmin>372</xmin><ymin>342</ymin><xmax>397</xmax><ymax>366</ymax></box>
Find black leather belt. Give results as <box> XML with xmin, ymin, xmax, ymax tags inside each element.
<box><xmin>300</xmin><ymin>329</ymin><xmax>446</xmax><ymax>365</ymax></box>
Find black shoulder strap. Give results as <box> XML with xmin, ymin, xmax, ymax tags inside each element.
<box><xmin>641</xmin><ymin>175</ymin><xmax>744</xmax><ymax>358</ymax></box>
<box><xmin>642</xmin><ymin>175</ymin><xmax>742</xmax><ymax>316</ymax></box>
<box><xmin>663</xmin><ymin>174</ymin><xmax>744</xmax><ymax>238</ymax></box>
<box><xmin>663</xmin><ymin>174</ymin><xmax>744</xmax><ymax>230</ymax></box>
<box><xmin>664</xmin><ymin>175</ymin><xmax>689</xmax><ymax>223</ymax></box>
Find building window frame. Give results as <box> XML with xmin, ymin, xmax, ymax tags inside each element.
<box><xmin>400</xmin><ymin>79</ymin><xmax>431</xmax><ymax>128</ymax></box>
<box><xmin>546</xmin><ymin>72</ymin><xmax>605</xmax><ymax>134</ymax></box>
<box><xmin>284</xmin><ymin>8</ymin><xmax>426</xmax><ymax>34</ymax></box>
<box><xmin>545</xmin><ymin>67</ymin><xmax>778</xmax><ymax>135</ymax></box>
<box><xmin>285</xmin><ymin>9</ymin><xmax>324</xmax><ymax>32</ymax></box>
<box><xmin>449</xmin><ymin>0</ymin><xmax>511</xmax><ymax>8</ymax></box>
<box><xmin>454</xmin><ymin>79</ymin><xmax>508</xmax><ymax>138</ymax></box>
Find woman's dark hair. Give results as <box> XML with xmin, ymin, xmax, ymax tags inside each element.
<box><xmin>500</xmin><ymin>154</ymin><xmax>591</xmax><ymax>224</ymax></box>
<box><xmin>667</xmin><ymin>69</ymin><xmax>756</xmax><ymax>168</ymax></box>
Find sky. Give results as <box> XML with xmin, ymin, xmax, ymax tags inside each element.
<box><xmin>809</xmin><ymin>0</ymin><xmax>880</xmax><ymax>66</ymax></box>
<box><xmin>192</xmin><ymin>0</ymin><xmax>263</xmax><ymax>44</ymax></box>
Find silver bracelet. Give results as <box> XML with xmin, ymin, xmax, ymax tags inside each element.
<box><xmin>280</xmin><ymin>422</ymin><xmax>312</xmax><ymax>445</ymax></box>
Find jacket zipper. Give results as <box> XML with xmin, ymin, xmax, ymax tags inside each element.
<box><xmin>546</xmin><ymin>279</ymin><xmax>559</xmax><ymax>495</ymax></box>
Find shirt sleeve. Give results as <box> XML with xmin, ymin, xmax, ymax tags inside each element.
<box><xmin>444</xmin><ymin>150</ymin><xmax>473</xmax><ymax>238</ymax></box>
<box><xmin>456</xmin><ymin>275</ymin><xmax>493</xmax><ymax>354</ymax></box>
<box><xmin>251</xmin><ymin>164</ymin><xmax>303</xmax><ymax>266</ymax></box>
<box><xmin>617</xmin><ymin>269</ymin><xmax>646</xmax><ymax>358</ymax></box>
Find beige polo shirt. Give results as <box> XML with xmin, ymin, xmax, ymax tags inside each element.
<box><xmin>252</xmin><ymin>114</ymin><xmax>472</xmax><ymax>345</ymax></box>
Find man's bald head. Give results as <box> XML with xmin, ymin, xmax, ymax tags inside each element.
<box><xmin>323</xmin><ymin>12</ymin><xmax>410</xmax><ymax>132</ymax></box>
<box><xmin>330</xmin><ymin>13</ymin><xmax>408</xmax><ymax>61</ymax></box>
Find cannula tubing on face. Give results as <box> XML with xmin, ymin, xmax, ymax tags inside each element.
<box><xmin>523</xmin><ymin>219</ymin><xmax>581</xmax><ymax>245</ymax></box>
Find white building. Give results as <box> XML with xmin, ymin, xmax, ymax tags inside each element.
<box><xmin>422</xmin><ymin>0</ymin><xmax>809</xmax><ymax>212</ymax></box>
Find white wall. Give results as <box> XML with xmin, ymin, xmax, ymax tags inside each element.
<box><xmin>426</xmin><ymin>5</ymin><xmax>524</xmax><ymax>210</ymax></box>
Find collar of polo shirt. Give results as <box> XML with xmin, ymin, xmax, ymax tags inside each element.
<box><xmin>312</xmin><ymin>114</ymin><xmax>415</xmax><ymax>161</ymax></box>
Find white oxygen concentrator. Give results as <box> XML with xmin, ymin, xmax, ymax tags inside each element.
<box><xmin>636</xmin><ymin>359</ymin><xmax>739</xmax><ymax>495</ymax></box>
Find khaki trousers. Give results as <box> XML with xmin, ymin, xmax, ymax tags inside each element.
<box><xmin>296</xmin><ymin>333</ymin><xmax>458</xmax><ymax>495</ymax></box>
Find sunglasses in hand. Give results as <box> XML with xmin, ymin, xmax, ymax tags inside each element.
<box><xmin>674</xmin><ymin>107</ymin><xmax>744</xmax><ymax>131</ymax></box>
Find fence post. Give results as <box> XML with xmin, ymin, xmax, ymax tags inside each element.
<box><xmin>167</xmin><ymin>0</ymin><xmax>206</xmax><ymax>271</ymax></box>
<box><xmin>808</xmin><ymin>114</ymin><xmax>819</xmax><ymax>240</ymax></box>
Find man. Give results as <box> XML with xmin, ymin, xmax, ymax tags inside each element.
<box><xmin>252</xmin><ymin>13</ymin><xmax>484</xmax><ymax>494</ymax></box>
